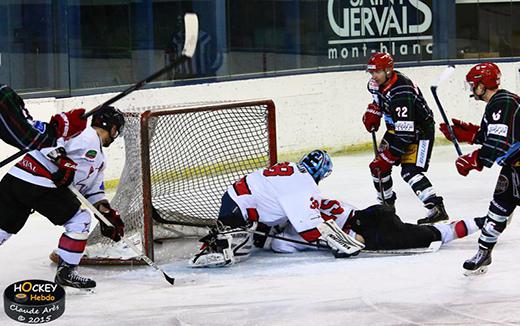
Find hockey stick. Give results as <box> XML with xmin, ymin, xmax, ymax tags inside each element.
<box><xmin>0</xmin><ymin>13</ymin><xmax>199</xmax><ymax>168</ymax></box>
<box><xmin>371</xmin><ymin>130</ymin><xmax>386</xmax><ymax>204</ymax></box>
<box><xmin>430</xmin><ymin>65</ymin><xmax>462</xmax><ymax>156</ymax></box>
<box><xmin>67</xmin><ymin>185</ymin><xmax>176</xmax><ymax>285</ymax></box>
<box><xmin>250</xmin><ymin>229</ymin><xmax>441</xmax><ymax>256</ymax></box>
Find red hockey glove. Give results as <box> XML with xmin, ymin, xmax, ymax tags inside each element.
<box><xmin>50</xmin><ymin>108</ymin><xmax>87</xmax><ymax>140</ymax></box>
<box><xmin>48</xmin><ymin>147</ymin><xmax>77</xmax><ymax>187</ymax></box>
<box><xmin>362</xmin><ymin>103</ymin><xmax>382</xmax><ymax>132</ymax></box>
<box><xmin>439</xmin><ymin>119</ymin><xmax>479</xmax><ymax>144</ymax></box>
<box><xmin>98</xmin><ymin>203</ymin><xmax>124</xmax><ymax>242</ymax></box>
<box><xmin>369</xmin><ymin>149</ymin><xmax>398</xmax><ymax>176</ymax></box>
<box><xmin>455</xmin><ymin>149</ymin><xmax>483</xmax><ymax>176</ymax></box>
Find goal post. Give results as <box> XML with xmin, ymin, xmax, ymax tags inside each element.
<box><xmin>79</xmin><ymin>100</ymin><xmax>277</xmax><ymax>265</ymax></box>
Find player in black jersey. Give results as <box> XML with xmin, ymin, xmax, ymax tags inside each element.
<box><xmin>362</xmin><ymin>52</ymin><xmax>448</xmax><ymax>224</ymax></box>
<box><xmin>440</xmin><ymin>62</ymin><xmax>520</xmax><ymax>275</ymax></box>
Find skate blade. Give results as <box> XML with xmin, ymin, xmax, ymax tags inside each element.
<box><xmin>463</xmin><ymin>266</ymin><xmax>488</xmax><ymax>276</ymax></box>
<box><xmin>63</xmin><ymin>286</ymin><xmax>96</xmax><ymax>295</ymax></box>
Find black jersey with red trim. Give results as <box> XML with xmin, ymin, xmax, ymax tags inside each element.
<box><xmin>368</xmin><ymin>71</ymin><xmax>435</xmax><ymax>157</ymax></box>
<box><xmin>474</xmin><ymin>89</ymin><xmax>520</xmax><ymax>168</ymax></box>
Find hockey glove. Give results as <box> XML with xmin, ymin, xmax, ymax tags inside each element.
<box><xmin>48</xmin><ymin>147</ymin><xmax>77</xmax><ymax>187</ymax></box>
<box><xmin>362</xmin><ymin>103</ymin><xmax>382</xmax><ymax>132</ymax></box>
<box><xmin>369</xmin><ymin>149</ymin><xmax>398</xmax><ymax>176</ymax></box>
<box><xmin>456</xmin><ymin>149</ymin><xmax>483</xmax><ymax>176</ymax></box>
<box><xmin>50</xmin><ymin>108</ymin><xmax>87</xmax><ymax>140</ymax></box>
<box><xmin>98</xmin><ymin>203</ymin><xmax>124</xmax><ymax>242</ymax></box>
<box><xmin>439</xmin><ymin>119</ymin><xmax>480</xmax><ymax>144</ymax></box>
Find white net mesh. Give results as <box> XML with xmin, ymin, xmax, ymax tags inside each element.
<box><xmin>84</xmin><ymin>100</ymin><xmax>276</xmax><ymax>262</ymax></box>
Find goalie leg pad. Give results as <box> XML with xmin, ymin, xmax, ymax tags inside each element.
<box><xmin>222</xmin><ymin>223</ymin><xmax>256</xmax><ymax>263</ymax></box>
<box><xmin>318</xmin><ymin>219</ymin><xmax>365</xmax><ymax>257</ymax></box>
<box><xmin>190</xmin><ymin>223</ymin><xmax>257</xmax><ymax>268</ymax></box>
<box><xmin>190</xmin><ymin>233</ymin><xmax>234</xmax><ymax>268</ymax></box>
<box><xmin>0</xmin><ymin>228</ymin><xmax>12</xmax><ymax>246</ymax></box>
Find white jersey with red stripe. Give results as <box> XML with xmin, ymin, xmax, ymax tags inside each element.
<box><xmin>8</xmin><ymin>126</ymin><xmax>107</xmax><ymax>205</ymax></box>
<box><xmin>227</xmin><ymin>162</ymin><xmax>323</xmax><ymax>240</ymax></box>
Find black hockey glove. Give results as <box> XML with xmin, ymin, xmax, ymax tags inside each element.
<box><xmin>98</xmin><ymin>203</ymin><xmax>125</xmax><ymax>242</ymax></box>
<box><xmin>48</xmin><ymin>147</ymin><xmax>77</xmax><ymax>187</ymax></box>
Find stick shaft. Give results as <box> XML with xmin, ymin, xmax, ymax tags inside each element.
<box><xmin>68</xmin><ymin>185</ymin><xmax>175</xmax><ymax>284</ymax></box>
<box><xmin>371</xmin><ymin>130</ymin><xmax>386</xmax><ymax>204</ymax></box>
<box><xmin>430</xmin><ymin>86</ymin><xmax>463</xmax><ymax>156</ymax></box>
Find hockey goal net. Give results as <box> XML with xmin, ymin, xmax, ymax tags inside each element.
<box><xmin>81</xmin><ymin>100</ymin><xmax>277</xmax><ymax>264</ymax></box>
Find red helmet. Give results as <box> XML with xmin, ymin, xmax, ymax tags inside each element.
<box><xmin>466</xmin><ymin>62</ymin><xmax>501</xmax><ymax>89</ymax></box>
<box><xmin>367</xmin><ymin>52</ymin><xmax>394</xmax><ymax>72</ymax></box>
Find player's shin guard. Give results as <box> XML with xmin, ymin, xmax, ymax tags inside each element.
<box><xmin>57</xmin><ymin>209</ymin><xmax>91</xmax><ymax>265</ymax></box>
<box><xmin>478</xmin><ymin>210</ymin><xmax>509</xmax><ymax>250</ymax></box>
<box><xmin>434</xmin><ymin>217</ymin><xmax>481</xmax><ymax>244</ymax></box>
<box><xmin>57</xmin><ymin>232</ymin><xmax>88</xmax><ymax>265</ymax></box>
<box><xmin>371</xmin><ymin>171</ymin><xmax>396</xmax><ymax>206</ymax></box>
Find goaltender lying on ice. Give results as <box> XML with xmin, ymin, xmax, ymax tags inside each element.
<box><xmin>190</xmin><ymin>150</ymin><xmax>485</xmax><ymax>268</ymax></box>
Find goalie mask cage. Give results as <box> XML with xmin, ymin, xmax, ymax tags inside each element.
<box><xmin>82</xmin><ymin>100</ymin><xmax>277</xmax><ymax>265</ymax></box>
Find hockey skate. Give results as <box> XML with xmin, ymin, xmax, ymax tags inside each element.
<box><xmin>55</xmin><ymin>259</ymin><xmax>96</xmax><ymax>293</ymax></box>
<box><xmin>417</xmin><ymin>202</ymin><xmax>449</xmax><ymax>224</ymax></box>
<box><xmin>463</xmin><ymin>247</ymin><xmax>492</xmax><ymax>276</ymax></box>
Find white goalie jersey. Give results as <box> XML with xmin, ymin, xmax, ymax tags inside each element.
<box><xmin>227</xmin><ymin>162</ymin><xmax>324</xmax><ymax>241</ymax></box>
<box><xmin>8</xmin><ymin>126</ymin><xmax>107</xmax><ymax>205</ymax></box>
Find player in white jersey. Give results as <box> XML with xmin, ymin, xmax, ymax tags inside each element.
<box><xmin>190</xmin><ymin>150</ymin><xmax>365</xmax><ymax>267</ymax></box>
<box><xmin>269</xmin><ymin>200</ymin><xmax>484</xmax><ymax>254</ymax></box>
<box><xmin>0</xmin><ymin>106</ymin><xmax>125</xmax><ymax>291</ymax></box>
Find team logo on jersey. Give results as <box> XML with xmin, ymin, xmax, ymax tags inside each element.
<box><xmin>394</xmin><ymin>121</ymin><xmax>414</xmax><ymax>132</ymax></box>
<box><xmin>31</xmin><ymin>121</ymin><xmax>46</xmax><ymax>134</ymax></box>
<box><xmin>495</xmin><ymin>174</ymin><xmax>509</xmax><ymax>195</ymax></box>
<box><xmin>487</xmin><ymin>124</ymin><xmax>508</xmax><ymax>137</ymax></box>
<box><xmin>85</xmin><ymin>150</ymin><xmax>97</xmax><ymax>160</ymax></box>
<box><xmin>492</xmin><ymin>110</ymin><xmax>502</xmax><ymax>121</ymax></box>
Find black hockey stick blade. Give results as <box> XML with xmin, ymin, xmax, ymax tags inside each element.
<box><xmin>82</xmin><ymin>12</ymin><xmax>199</xmax><ymax>119</ymax></box>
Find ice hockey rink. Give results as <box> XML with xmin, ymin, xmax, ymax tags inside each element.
<box><xmin>1</xmin><ymin>144</ymin><xmax>520</xmax><ymax>326</ymax></box>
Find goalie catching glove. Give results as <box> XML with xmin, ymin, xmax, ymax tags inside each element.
<box><xmin>317</xmin><ymin>219</ymin><xmax>365</xmax><ymax>258</ymax></box>
<box><xmin>96</xmin><ymin>202</ymin><xmax>124</xmax><ymax>242</ymax></box>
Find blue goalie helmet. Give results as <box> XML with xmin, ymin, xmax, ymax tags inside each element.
<box><xmin>299</xmin><ymin>150</ymin><xmax>333</xmax><ymax>184</ymax></box>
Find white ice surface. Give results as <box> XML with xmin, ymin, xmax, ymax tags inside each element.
<box><xmin>2</xmin><ymin>144</ymin><xmax>520</xmax><ymax>325</ymax></box>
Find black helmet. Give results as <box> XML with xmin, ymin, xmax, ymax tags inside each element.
<box><xmin>91</xmin><ymin>106</ymin><xmax>124</xmax><ymax>137</ymax></box>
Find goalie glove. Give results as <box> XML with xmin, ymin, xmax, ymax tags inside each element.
<box><xmin>317</xmin><ymin>219</ymin><xmax>365</xmax><ymax>258</ymax></box>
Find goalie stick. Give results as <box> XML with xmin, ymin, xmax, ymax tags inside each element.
<box><xmin>0</xmin><ymin>13</ymin><xmax>199</xmax><ymax>169</ymax></box>
<box><xmin>250</xmin><ymin>229</ymin><xmax>441</xmax><ymax>256</ymax></box>
<box><xmin>430</xmin><ymin>65</ymin><xmax>462</xmax><ymax>156</ymax></box>
<box><xmin>67</xmin><ymin>185</ymin><xmax>176</xmax><ymax>286</ymax></box>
